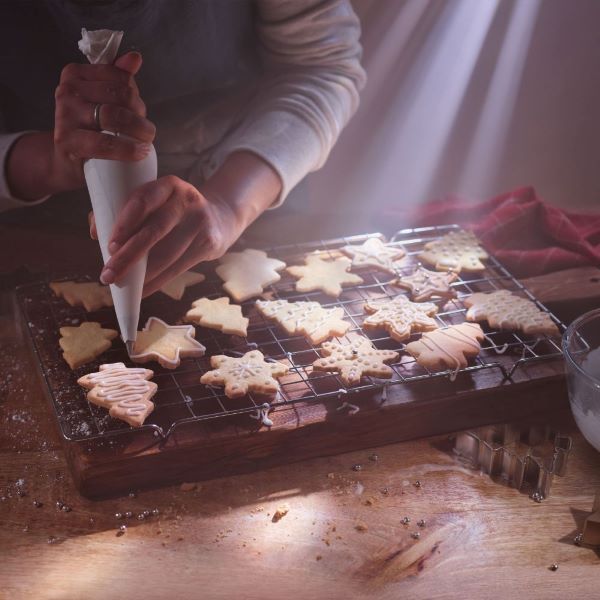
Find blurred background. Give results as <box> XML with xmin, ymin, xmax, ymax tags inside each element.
<box><xmin>306</xmin><ymin>0</ymin><xmax>600</xmax><ymax>215</ymax></box>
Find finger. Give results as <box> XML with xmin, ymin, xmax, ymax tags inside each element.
<box><xmin>55</xmin><ymin>80</ymin><xmax>145</xmax><ymax>116</ymax></box>
<box><xmin>144</xmin><ymin>222</ymin><xmax>199</xmax><ymax>283</ymax></box>
<box><xmin>55</xmin><ymin>95</ymin><xmax>154</xmax><ymax>142</ymax></box>
<box><xmin>142</xmin><ymin>242</ymin><xmax>210</xmax><ymax>298</ymax></box>
<box><xmin>88</xmin><ymin>211</ymin><xmax>98</xmax><ymax>240</ymax></box>
<box><xmin>58</xmin><ymin>129</ymin><xmax>151</xmax><ymax>162</ymax></box>
<box><xmin>60</xmin><ymin>62</ymin><xmax>133</xmax><ymax>85</ymax></box>
<box><xmin>101</xmin><ymin>200</ymin><xmax>183</xmax><ymax>284</ymax></box>
<box><xmin>114</xmin><ymin>51</ymin><xmax>143</xmax><ymax>75</ymax></box>
<box><xmin>108</xmin><ymin>177</ymin><xmax>177</xmax><ymax>248</ymax></box>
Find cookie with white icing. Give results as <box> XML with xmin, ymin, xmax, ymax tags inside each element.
<box><xmin>341</xmin><ymin>238</ymin><xmax>405</xmax><ymax>273</ymax></box>
<box><xmin>216</xmin><ymin>249</ymin><xmax>286</xmax><ymax>302</ymax></box>
<box><xmin>363</xmin><ymin>296</ymin><xmax>438</xmax><ymax>342</ymax></box>
<box><xmin>185</xmin><ymin>296</ymin><xmax>249</xmax><ymax>337</ymax></box>
<box><xmin>200</xmin><ymin>350</ymin><xmax>288</xmax><ymax>398</ymax></box>
<box><xmin>130</xmin><ymin>317</ymin><xmax>206</xmax><ymax>369</ymax></box>
<box><xmin>256</xmin><ymin>299</ymin><xmax>350</xmax><ymax>344</ymax></box>
<box><xmin>418</xmin><ymin>229</ymin><xmax>488</xmax><ymax>272</ymax></box>
<box><xmin>59</xmin><ymin>321</ymin><xmax>118</xmax><ymax>369</ymax></box>
<box><xmin>286</xmin><ymin>254</ymin><xmax>363</xmax><ymax>297</ymax></box>
<box><xmin>395</xmin><ymin>266</ymin><xmax>457</xmax><ymax>302</ymax></box>
<box><xmin>464</xmin><ymin>290</ymin><xmax>559</xmax><ymax>336</ymax></box>
<box><xmin>78</xmin><ymin>362</ymin><xmax>157</xmax><ymax>427</ymax></box>
<box><xmin>50</xmin><ymin>280</ymin><xmax>113</xmax><ymax>312</ymax></box>
<box><xmin>405</xmin><ymin>323</ymin><xmax>484</xmax><ymax>370</ymax></box>
<box><xmin>312</xmin><ymin>336</ymin><xmax>399</xmax><ymax>386</ymax></box>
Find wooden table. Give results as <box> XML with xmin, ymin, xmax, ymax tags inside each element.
<box><xmin>1</xmin><ymin>212</ymin><xmax>600</xmax><ymax>599</ymax></box>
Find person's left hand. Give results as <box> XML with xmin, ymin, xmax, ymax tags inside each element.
<box><xmin>90</xmin><ymin>175</ymin><xmax>243</xmax><ymax>296</ymax></box>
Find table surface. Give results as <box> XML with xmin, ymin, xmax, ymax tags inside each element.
<box><xmin>1</xmin><ymin>213</ymin><xmax>600</xmax><ymax>600</ymax></box>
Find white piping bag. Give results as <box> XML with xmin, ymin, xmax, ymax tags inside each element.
<box><xmin>78</xmin><ymin>28</ymin><xmax>157</xmax><ymax>355</ymax></box>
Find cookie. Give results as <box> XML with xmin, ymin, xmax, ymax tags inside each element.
<box><xmin>159</xmin><ymin>270</ymin><xmax>205</xmax><ymax>300</ymax></box>
<box><xmin>77</xmin><ymin>362</ymin><xmax>157</xmax><ymax>427</ymax></box>
<box><xmin>256</xmin><ymin>299</ymin><xmax>350</xmax><ymax>344</ymax></box>
<box><xmin>286</xmin><ymin>255</ymin><xmax>363</xmax><ymax>297</ymax></box>
<box><xmin>200</xmin><ymin>350</ymin><xmax>288</xmax><ymax>398</ymax></box>
<box><xmin>363</xmin><ymin>296</ymin><xmax>438</xmax><ymax>342</ymax></box>
<box><xmin>395</xmin><ymin>266</ymin><xmax>457</xmax><ymax>302</ymax></box>
<box><xmin>185</xmin><ymin>296</ymin><xmax>249</xmax><ymax>337</ymax></box>
<box><xmin>312</xmin><ymin>336</ymin><xmax>399</xmax><ymax>386</ymax></box>
<box><xmin>418</xmin><ymin>229</ymin><xmax>488</xmax><ymax>272</ymax></box>
<box><xmin>59</xmin><ymin>322</ymin><xmax>118</xmax><ymax>369</ymax></box>
<box><xmin>130</xmin><ymin>316</ymin><xmax>206</xmax><ymax>369</ymax></box>
<box><xmin>341</xmin><ymin>238</ymin><xmax>405</xmax><ymax>273</ymax></box>
<box><xmin>405</xmin><ymin>322</ymin><xmax>484</xmax><ymax>370</ymax></box>
<box><xmin>216</xmin><ymin>249</ymin><xmax>286</xmax><ymax>302</ymax></box>
<box><xmin>50</xmin><ymin>280</ymin><xmax>113</xmax><ymax>312</ymax></box>
<box><xmin>464</xmin><ymin>290</ymin><xmax>560</xmax><ymax>336</ymax></box>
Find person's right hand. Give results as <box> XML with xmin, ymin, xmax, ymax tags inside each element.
<box><xmin>51</xmin><ymin>51</ymin><xmax>156</xmax><ymax>192</ymax></box>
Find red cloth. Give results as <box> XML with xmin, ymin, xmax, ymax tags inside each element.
<box><xmin>385</xmin><ymin>186</ymin><xmax>600</xmax><ymax>277</ymax></box>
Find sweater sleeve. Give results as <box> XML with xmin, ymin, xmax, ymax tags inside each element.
<box><xmin>205</xmin><ymin>0</ymin><xmax>366</xmax><ymax>206</ymax></box>
<box><xmin>0</xmin><ymin>131</ymin><xmax>49</xmax><ymax>213</ymax></box>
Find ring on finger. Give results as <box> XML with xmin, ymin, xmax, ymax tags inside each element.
<box><xmin>93</xmin><ymin>103</ymin><xmax>102</xmax><ymax>131</ymax></box>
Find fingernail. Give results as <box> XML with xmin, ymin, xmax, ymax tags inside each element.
<box><xmin>134</xmin><ymin>143</ymin><xmax>151</xmax><ymax>159</ymax></box>
<box><xmin>108</xmin><ymin>241</ymin><xmax>120</xmax><ymax>254</ymax></box>
<box><xmin>100</xmin><ymin>268</ymin><xmax>115</xmax><ymax>285</ymax></box>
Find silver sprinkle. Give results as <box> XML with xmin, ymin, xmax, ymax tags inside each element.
<box><xmin>417</xmin><ymin>519</ymin><xmax>426</xmax><ymax>528</ymax></box>
<box><xmin>550</xmin><ymin>563</ymin><xmax>558</xmax><ymax>571</ymax></box>
<box><xmin>352</xmin><ymin>464</ymin><xmax>362</xmax><ymax>472</ymax></box>
<box><xmin>137</xmin><ymin>513</ymin><xmax>146</xmax><ymax>521</ymax></box>
<box><xmin>414</xmin><ymin>480</ymin><xmax>421</xmax><ymax>488</ymax></box>
<box><xmin>124</xmin><ymin>511</ymin><xmax>133</xmax><ymax>519</ymax></box>
<box><xmin>369</xmin><ymin>454</ymin><xmax>379</xmax><ymax>462</ymax></box>
<box><xmin>152</xmin><ymin>508</ymin><xmax>160</xmax><ymax>516</ymax></box>
<box><xmin>411</xmin><ymin>532</ymin><xmax>420</xmax><ymax>540</ymax></box>
<box><xmin>47</xmin><ymin>536</ymin><xmax>58</xmax><ymax>545</ymax></box>
<box><xmin>574</xmin><ymin>533</ymin><xmax>583</xmax><ymax>546</ymax></box>
<box><xmin>381</xmin><ymin>487</ymin><xmax>389</xmax><ymax>495</ymax></box>
<box><xmin>143</xmin><ymin>510</ymin><xmax>150</xmax><ymax>517</ymax></box>
<box><xmin>33</xmin><ymin>500</ymin><xmax>43</xmax><ymax>508</ymax></box>
<box><xmin>115</xmin><ymin>512</ymin><xmax>123</xmax><ymax>519</ymax></box>
<box><xmin>61</xmin><ymin>505</ymin><xmax>72</xmax><ymax>513</ymax></box>
<box><xmin>119</xmin><ymin>524</ymin><xmax>127</xmax><ymax>532</ymax></box>
<box><xmin>401</xmin><ymin>516</ymin><xmax>410</xmax><ymax>525</ymax></box>
<box><xmin>128</xmin><ymin>491</ymin><xmax>137</xmax><ymax>498</ymax></box>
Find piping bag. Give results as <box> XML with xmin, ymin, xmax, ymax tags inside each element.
<box><xmin>78</xmin><ymin>28</ymin><xmax>157</xmax><ymax>355</ymax></box>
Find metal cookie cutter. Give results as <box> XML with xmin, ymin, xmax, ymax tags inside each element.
<box><xmin>453</xmin><ymin>423</ymin><xmax>572</xmax><ymax>500</ymax></box>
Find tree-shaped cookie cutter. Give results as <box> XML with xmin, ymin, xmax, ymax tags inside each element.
<box><xmin>453</xmin><ymin>423</ymin><xmax>572</xmax><ymax>500</ymax></box>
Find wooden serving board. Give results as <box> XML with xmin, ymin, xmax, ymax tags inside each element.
<box><xmin>18</xmin><ymin>229</ymin><xmax>579</xmax><ymax>498</ymax></box>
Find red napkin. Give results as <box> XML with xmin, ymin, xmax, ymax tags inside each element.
<box><xmin>385</xmin><ymin>186</ymin><xmax>600</xmax><ymax>277</ymax></box>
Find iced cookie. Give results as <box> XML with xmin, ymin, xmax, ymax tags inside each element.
<box><xmin>159</xmin><ymin>270</ymin><xmax>205</xmax><ymax>300</ymax></box>
<box><xmin>256</xmin><ymin>299</ymin><xmax>350</xmax><ymax>345</ymax></box>
<box><xmin>405</xmin><ymin>322</ymin><xmax>484</xmax><ymax>370</ymax></box>
<box><xmin>130</xmin><ymin>317</ymin><xmax>206</xmax><ymax>369</ymax></box>
<box><xmin>59</xmin><ymin>321</ymin><xmax>118</xmax><ymax>369</ymax></box>
<box><xmin>464</xmin><ymin>290</ymin><xmax>559</xmax><ymax>336</ymax></box>
<box><xmin>185</xmin><ymin>296</ymin><xmax>249</xmax><ymax>337</ymax></box>
<box><xmin>312</xmin><ymin>336</ymin><xmax>399</xmax><ymax>386</ymax></box>
<box><xmin>78</xmin><ymin>362</ymin><xmax>157</xmax><ymax>427</ymax></box>
<box><xmin>395</xmin><ymin>266</ymin><xmax>457</xmax><ymax>302</ymax></box>
<box><xmin>50</xmin><ymin>280</ymin><xmax>113</xmax><ymax>312</ymax></box>
<box><xmin>216</xmin><ymin>249</ymin><xmax>286</xmax><ymax>302</ymax></box>
<box><xmin>286</xmin><ymin>255</ymin><xmax>363</xmax><ymax>297</ymax></box>
<box><xmin>341</xmin><ymin>238</ymin><xmax>405</xmax><ymax>273</ymax></box>
<box><xmin>363</xmin><ymin>296</ymin><xmax>438</xmax><ymax>342</ymax></box>
<box><xmin>200</xmin><ymin>350</ymin><xmax>288</xmax><ymax>398</ymax></box>
<box><xmin>418</xmin><ymin>229</ymin><xmax>488</xmax><ymax>272</ymax></box>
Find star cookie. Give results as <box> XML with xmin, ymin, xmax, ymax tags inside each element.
<box><xmin>77</xmin><ymin>362</ymin><xmax>157</xmax><ymax>427</ymax></box>
<box><xmin>286</xmin><ymin>255</ymin><xmax>363</xmax><ymax>297</ymax></box>
<box><xmin>363</xmin><ymin>296</ymin><xmax>438</xmax><ymax>342</ymax></box>
<box><xmin>130</xmin><ymin>317</ymin><xmax>206</xmax><ymax>369</ymax></box>
<box><xmin>159</xmin><ymin>270</ymin><xmax>205</xmax><ymax>300</ymax></box>
<box><xmin>405</xmin><ymin>322</ymin><xmax>484</xmax><ymax>370</ymax></box>
<box><xmin>418</xmin><ymin>229</ymin><xmax>488</xmax><ymax>272</ymax></box>
<box><xmin>200</xmin><ymin>350</ymin><xmax>288</xmax><ymax>398</ymax></box>
<box><xmin>341</xmin><ymin>238</ymin><xmax>405</xmax><ymax>273</ymax></box>
<box><xmin>464</xmin><ymin>290</ymin><xmax>559</xmax><ymax>336</ymax></box>
<box><xmin>185</xmin><ymin>296</ymin><xmax>249</xmax><ymax>337</ymax></box>
<box><xmin>256</xmin><ymin>299</ymin><xmax>350</xmax><ymax>344</ymax></box>
<box><xmin>216</xmin><ymin>249</ymin><xmax>286</xmax><ymax>302</ymax></box>
<box><xmin>50</xmin><ymin>280</ymin><xmax>113</xmax><ymax>312</ymax></box>
<box><xmin>395</xmin><ymin>266</ymin><xmax>458</xmax><ymax>302</ymax></box>
<box><xmin>59</xmin><ymin>321</ymin><xmax>118</xmax><ymax>369</ymax></box>
<box><xmin>312</xmin><ymin>336</ymin><xmax>399</xmax><ymax>386</ymax></box>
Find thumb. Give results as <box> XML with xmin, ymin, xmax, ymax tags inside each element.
<box><xmin>114</xmin><ymin>51</ymin><xmax>142</xmax><ymax>75</ymax></box>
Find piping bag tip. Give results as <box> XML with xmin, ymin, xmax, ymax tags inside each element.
<box><xmin>125</xmin><ymin>340</ymin><xmax>135</xmax><ymax>357</ymax></box>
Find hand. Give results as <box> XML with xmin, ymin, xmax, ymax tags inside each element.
<box><xmin>51</xmin><ymin>52</ymin><xmax>156</xmax><ymax>192</ymax></box>
<box><xmin>97</xmin><ymin>175</ymin><xmax>244</xmax><ymax>296</ymax></box>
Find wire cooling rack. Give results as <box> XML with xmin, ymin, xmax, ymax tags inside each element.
<box><xmin>16</xmin><ymin>224</ymin><xmax>566</xmax><ymax>443</ymax></box>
